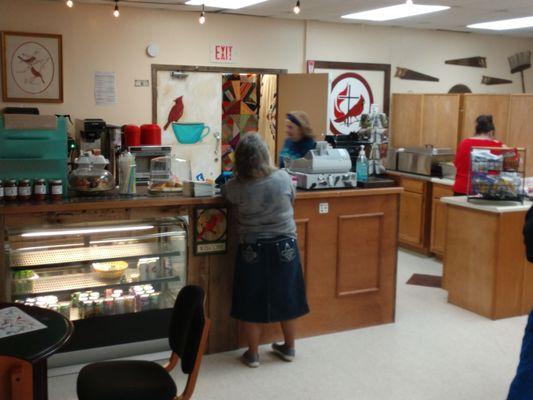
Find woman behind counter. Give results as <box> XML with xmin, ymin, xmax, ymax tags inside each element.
<box><xmin>279</xmin><ymin>111</ymin><xmax>316</xmax><ymax>168</ymax></box>
<box><xmin>222</xmin><ymin>134</ymin><xmax>309</xmax><ymax>368</ymax></box>
<box><xmin>453</xmin><ymin>115</ymin><xmax>503</xmax><ymax>195</ymax></box>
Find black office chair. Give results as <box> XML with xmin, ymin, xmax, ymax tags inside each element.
<box><xmin>77</xmin><ymin>285</ymin><xmax>211</xmax><ymax>400</ymax></box>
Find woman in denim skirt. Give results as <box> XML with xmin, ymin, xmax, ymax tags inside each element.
<box><xmin>222</xmin><ymin>133</ymin><xmax>309</xmax><ymax>368</ymax></box>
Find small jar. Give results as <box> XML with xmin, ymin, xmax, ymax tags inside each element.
<box><xmin>50</xmin><ymin>179</ymin><xmax>63</xmax><ymax>201</ymax></box>
<box><xmin>18</xmin><ymin>179</ymin><xmax>32</xmax><ymax>201</ymax></box>
<box><xmin>0</xmin><ymin>180</ymin><xmax>4</xmax><ymax>201</ymax></box>
<box><xmin>33</xmin><ymin>179</ymin><xmax>47</xmax><ymax>201</ymax></box>
<box><xmin>5</xmin><ymin>179</ymin><xmax>18</xmax><ymax>201</ymax></box>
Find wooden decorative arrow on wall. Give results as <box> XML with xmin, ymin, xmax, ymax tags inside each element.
<box><xmin>445</xmin><ymin>56</ymin><xmax>487</xmax><ymax>68</ymax></box>
<box><xmin>395</xmin><ymin>67</ymin><xmax>439</xmax><ymax>82</ymax></box>
<box><xmin>481</xmin><ymin>76</ymin><xmax>513</xmax><ymax>85</ymax></box>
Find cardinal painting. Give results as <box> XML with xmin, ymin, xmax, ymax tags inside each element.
<box><xmin>164</xmin><ymin>96</ymin><xmax>184</xmax><ymax>130</ymax></box>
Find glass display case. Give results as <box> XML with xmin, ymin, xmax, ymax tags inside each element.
<box><xmin>5</xmin><ymin>217</ymin><xmax>187</xmax><ymax>350</ymax></box>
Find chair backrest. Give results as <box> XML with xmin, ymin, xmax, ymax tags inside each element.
<box><xmin>168</xmin><ymin>285</ymin><xmax>206</xmax><ymax>374</ymax></box>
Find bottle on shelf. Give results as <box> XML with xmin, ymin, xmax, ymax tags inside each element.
<box><xmin>356</xmin><ymin>145</ymin><xmax>369</xmax><ymax>183</ymax></box>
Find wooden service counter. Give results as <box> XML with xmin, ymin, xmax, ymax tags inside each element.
<box><xmin>0</xmin><ymin>187</ymin><xmax>401</xmax><ymax>354</ymax></box>
<box><xmin>442</xmin><ymin>197</ymin><xmax>533</xmax><ymax>319</ymax></box>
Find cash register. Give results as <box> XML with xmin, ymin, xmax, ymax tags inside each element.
<box><xmin>287</xmin><ymin>141</ymin><xmax>357</xmax><ymax>190</ymax></box>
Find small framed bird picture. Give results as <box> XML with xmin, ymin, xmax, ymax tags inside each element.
<box><xmin>193</xmin><ymin>206</ymin><xmax>228</xmax><ymax>255</ymax></box>
<box><xmin>1</xmin><ymin>31</ymin><xmax>63</xmax><ymax>103</ymax></box>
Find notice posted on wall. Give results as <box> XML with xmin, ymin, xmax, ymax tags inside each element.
<box><xmin>0</xmin><ymin>307</ymin><xmax>47</xmax><ymax>339</ymax></box>
<box><xmin>95</xmin><ymin>71</ymin><xmax>117</xmax><ymax>106</ymax></box>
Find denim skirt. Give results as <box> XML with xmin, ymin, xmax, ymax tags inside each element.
<box><xmin>231</xmin><ymin>236</ymin><xmax>310</xmax><ymax>323</ymax></box>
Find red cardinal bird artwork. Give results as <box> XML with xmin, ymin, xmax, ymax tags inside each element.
<box><xmin>164</xmin><ymin>96</ymin><xmax>184</xmax><ymax>130</ymax></box>
<box><xmin>197</xmin><ymin>213</ymin><xmax>221</xmax><ymax>241</ymax></box>
<box><xmin>334</xmin><ymin>85</ymin><xmax>365</xmax><ymax>124</ymax></box>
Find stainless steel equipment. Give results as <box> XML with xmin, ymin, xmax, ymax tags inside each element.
<box><xmin>288</xmin><ymin>142</ymin><xmax>357</xmax><ymax>190</ymax></box>
<box><xmin>129</xmin><ymin>145</ymin><xmax>172</xmax><ymax>185</ymax></box>
<box><xmin>102</xmin><ymin>124</ymin><xmax>122</xmax><ymax>180</ymax></box>
<box><xmin>397</xmin><ymin>146</ymin><xmax>455</xmax><ymax>176</ymax></box>
<box><xmin>76</xmin><ymin>118</ymin><xmax>106</xmax><ymax>152</ymax></box>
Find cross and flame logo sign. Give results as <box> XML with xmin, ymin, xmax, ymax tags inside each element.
<box><xmin>329</xmin><ymin>73</ymin><xmax>374</xmax><ymax>135</ymax></box>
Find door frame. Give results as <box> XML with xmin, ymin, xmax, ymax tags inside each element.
<box><xmin>151</xmin><ymin>64</ymin><xmax>287</xmax><ymax>123</ymax></box>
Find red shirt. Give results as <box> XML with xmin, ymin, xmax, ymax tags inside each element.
<box><xmin>453</xmin><ymin>137</ymin><xmax>503</xmax><ymax>195</ymax></box>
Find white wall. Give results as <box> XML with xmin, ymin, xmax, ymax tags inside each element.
<box><xmin>1</xmin><ymin>0</ymin><xmax>533</xmax><ymax>127</ymax></box>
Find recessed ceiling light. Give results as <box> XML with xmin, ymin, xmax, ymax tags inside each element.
<box><xmin>185</xmin><ymin>0</ymin><xmax>268</xmax><ymax>9</ymax></box>
<box><xmin>342</xmin><ymin>0</ymin><xmax>450</xmax><ymax>22</ymax></box>
<box><xmin>468</xmin><ymin>16</ymin><xmax>533</xmax><ymax>31</ymax></box>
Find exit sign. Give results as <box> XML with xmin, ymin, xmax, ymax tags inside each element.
<box><xmin>211</xmin><ymin>43</ymin><xmax>235</xmax><ymax>64</ymax></box>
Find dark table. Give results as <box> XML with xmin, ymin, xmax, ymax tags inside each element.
<box><xmin>0</xmin><ymin>303</ymin><xmax>73</xmax><ymax>400</ymax></box>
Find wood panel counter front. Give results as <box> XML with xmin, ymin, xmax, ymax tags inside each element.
<box><xmin>442</xmin><ymin>197</ymin><xmax>533</xmax><ymax>320</ymax></box>
<box><xmin>0</xmin><ymin>187</ymin><xmax>401</xmax><ymax>353</ymax></box>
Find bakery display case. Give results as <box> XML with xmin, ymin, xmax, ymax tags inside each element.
<box><xmin>5</xmin><ymin>217</ymin><xmax>187</xmax><ymax>351</ymax></box>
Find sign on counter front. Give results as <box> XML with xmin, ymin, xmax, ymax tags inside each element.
<box><xmin>193</xmin><ymin>207</ymin><xmax>228</xmax><ymax>255</ymax></box>
<box><xmin>211</xmin><ymin>43</ymin><xmax>235</xmax><ymax>64</ymax></box>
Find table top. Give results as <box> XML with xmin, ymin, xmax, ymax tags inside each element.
<box><xmin>441</xmin><ymin>196</ymin><xmax>533</xmax><ymax>214</ymax></box>
<box><xmin>0</xmin><ymin>303</ymin><xmax>73</xmax><ymax>363</ymax></box>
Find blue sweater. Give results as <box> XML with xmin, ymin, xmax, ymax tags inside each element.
<box><xmin>279</xmin><ymin>138</ymin><xmax>316</xmax><ymax>168</ymax></box>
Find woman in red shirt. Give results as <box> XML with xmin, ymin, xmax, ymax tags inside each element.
<box><xmin>453</xmin><ymin>115</ymin><xmax>503</xmax><ymax>195</ymax></box>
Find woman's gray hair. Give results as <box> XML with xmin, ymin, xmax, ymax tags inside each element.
<box><xmin>234</xmin><ymin>133</ymin><xmax>275</xmax><ymax>181</ymax></box>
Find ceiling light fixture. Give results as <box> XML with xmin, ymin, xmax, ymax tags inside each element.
<box><xmin>293</xmin><ymin>0</ymin><xmax>301</xmax><ymax>15</ymax></box>
<box><xmin>66</xmin><ymin>0</ymin><xmax>74</xmax><ymax>7</ymax></box>
<box><xmin>113</xmin><ymin>0</ymin><xmax>120</xmax><ymax>18</ymax></box>
<box><xmin>199</xmin><ymin>4</ymin><xmax>206</xmax><ymax>24</ymax></box>
<box><xmin>468</xmin><ymin>16</ymin><xmax>533</xmax><ymax>31</ymax></box>
<box><xmin>342</xmin><ymin>0</ymin><xmax>449</xmax><ymax>22</ymax></box>
<box><xmin>185</xmin><ymin>0</ymin><xmax>267</xmax><ymax>10</ymax></box>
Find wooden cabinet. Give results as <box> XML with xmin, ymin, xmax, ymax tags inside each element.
<box><xmin>507</xmin><ymin>94</ymin><xmax>533</xmax><ymax>176</ymax></box>
<box><xmin>460</xmin><ymin>94</ymin><xmax>510</xmax><ymax>142</ymax></box>
<box><xmin>391</xmin><ymin>94</ymin><xmax>461</xmax><ymax>149</ymax></box>
<box><xmin>430</xmin><ymin>184</ymin><xmax>454</xmax><ymax>257</ymax></box>
<box><xmin>394</xmin><ymin>177</ymin><xmax>431</xmax><ymax>254</ymax></box>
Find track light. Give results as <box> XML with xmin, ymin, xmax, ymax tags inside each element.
<box><xmin>199</xmin><ymin>4</ymin><xmax>206</xmax><ymax>24</ymax></box>
<box><xmin>113</xmin><ymin>0</ymin><xmax>120</xmax><ymax>17</ymax></box>
<box><xmin>66</xmin><ymin>0</ymin><xmax>73</xmax><ymax>7</ymax></box>
<box><xmin>293</xmin><ymin>0</ymin><xmax>300</xmax><ymax>14</ymax></box>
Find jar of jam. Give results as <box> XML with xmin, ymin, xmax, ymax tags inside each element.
<box><xmin>5</xmin><ymin>179</ymin><xmax>18</xmax><ymax>202</ymax></box>
<box><xmin>50</xmin><ymin>179</ymin><xmax>63</xmax><ymax>201</ymax></box>
<box><xmin>33</xmin><ymin>179</ymin><xmax>47</xmax><ymax>201</ymax></box>
<box><xmin>18</xmin><ymin>179</ymin><xmax>32</xmax><ymax>201</ymax></box>
<box><xmin>0</xmin><ymin>180</ymin><xmax>4</xmax><ymax>202</ymax></box>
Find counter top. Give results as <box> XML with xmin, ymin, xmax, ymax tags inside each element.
<box><xmin>441</xmin><ymin>196</ymin><xmax>532</xmax><ymax>213</ymax></box>
<box><xmin>0</xmin><ymin>187</ymin><xmax>402</xmax><ymax>215</ymax></box>
<box><xmin>386</xmin><ymin>170</ymin><xmax>455</xmax><ymax>186</ymax></box>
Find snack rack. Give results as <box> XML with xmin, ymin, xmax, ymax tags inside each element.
<box><xmin>467</xmin><ymin>146</ymin><xmax>526</xmax><ymax>203</ymax></box>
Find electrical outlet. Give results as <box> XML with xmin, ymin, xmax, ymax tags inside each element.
<box><xmin>134</xmin><ymin>80</ymin><xmax>150</xmax><ymax>87</ymax></box>
<box><xmin>319</xmin><ymin>202</ymin><xmax>329</xmax><ymax>214</ymax></box>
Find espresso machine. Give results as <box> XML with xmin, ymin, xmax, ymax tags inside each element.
<box><xmin>76</xmin><ymin>118</ymin><xmax>107</xmax><ymax>152</ymax></box>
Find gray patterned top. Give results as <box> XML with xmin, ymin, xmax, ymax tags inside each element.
<box><xmin>221</xmin><ymin>169</ymin><xmax>297</xmax><ymax>243</ymax></box>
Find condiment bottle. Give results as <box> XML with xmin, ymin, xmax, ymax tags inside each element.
<box><xmin>18</xmin><ymin>179</ymin><xmax>32</xmax><ymax>201</ymax></box>
<box><xmin>33</xmin><ymin>179</ymin><xmax>47</xmax><ymax>201</ymax></box>
<box><xmin>5</xmin><ymin>179</ymin><xmax>17</xmax><ymax>201</ymax></box>
<box><xmin>50</xmin><ymin>179</ymin><xmax>63</xmax><ymax>201</ymax></box>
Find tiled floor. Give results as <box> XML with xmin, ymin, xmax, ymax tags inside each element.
<box><xmin>49</xmin><ymin>250</ymin><xmax>528</xmax><ymax>400</ymax></box>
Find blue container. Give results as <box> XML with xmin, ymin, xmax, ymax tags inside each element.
<box><xmin>0</xmin><ymin>116</ymin><xmax>68</xmax><ymax>193</ymax></box>
<box><xmin>172</xmin><ymin>123</ymin><xmax>210</xmax><ymax>144</ymax></box>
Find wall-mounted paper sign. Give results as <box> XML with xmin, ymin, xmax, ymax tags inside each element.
<box><xmin>211</xmin><ymin>43</ymin><xmax>235</xmax><ymax>64</ymax></box>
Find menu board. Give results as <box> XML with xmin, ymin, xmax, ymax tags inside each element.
<box><xmin>0</xmin><ymin>307</ymin><xmax>47</xmax><ymax>339</ymax></box>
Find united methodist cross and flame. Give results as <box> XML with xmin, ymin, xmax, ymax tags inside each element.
<box><xmin>329</xmin><ymin>72</ymin><xmax>374</xmax><ymax>135</ymax></box>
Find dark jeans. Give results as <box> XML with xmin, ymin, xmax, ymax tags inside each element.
<box><xmin>508</xmin><ymin>311</ymin><xmax>533</xmax><ymax>399</ymax></box>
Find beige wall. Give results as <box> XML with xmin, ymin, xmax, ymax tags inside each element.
<box><xmin>1</xmin><ymin>0</ymin><xmax>533</xmax><ymax>128</ymax></box>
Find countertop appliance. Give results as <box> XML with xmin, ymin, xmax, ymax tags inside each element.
<box><xmin>129</xmin><ymin>145</ymin><xmax>172</xmax><ymax>185</ymax></box>
<box><xmin>325</xmin><ymin>134</ymin><xmax>370</xmax><ymax>172</ymax></box>
<box><xmin>288</xmin><ymin>142</ymin><xmax>357</xmax><ymax>190</ymax></box>
<box><xmin>397</xmin><ymin>146</ymin><xmax>455</xmax><ymax>177</ymax></box>
<box><xmin>77</xmin><ymin>119</ymin><xmax>107</xmax><ymax>152</ymax></box>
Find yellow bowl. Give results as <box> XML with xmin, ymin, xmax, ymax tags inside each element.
<box><xmin>92</xmin><ymin>261</ymin><xmax>128</xmax><ymax>280</ymax></box>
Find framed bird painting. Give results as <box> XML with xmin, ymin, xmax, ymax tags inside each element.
<box><xmin>1</xmin><ymin>31</ymin><xmax>64</xmax><ymax>103</ymax></box>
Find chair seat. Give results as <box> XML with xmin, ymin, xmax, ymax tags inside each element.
<box><xmin>77</xmin><ymin>360</ymin><xmax>177</xmax><ymax>400</ymax></box>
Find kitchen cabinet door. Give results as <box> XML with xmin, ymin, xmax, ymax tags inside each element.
<box><xmin>276</xmin><ymin>73</ymin><xmax>329</xmax><ymax>164</ymax></box>
<box><xmin>421</xmin><ymin>94</ymin><xmax>461</xmax><ymax>149</ymax></box>
<box><xmin>430</xmin><ymin>184</ymin><xmax>454</xmax><ymax>257</ymax></box>
<box><xmin>391</xmin><ymin>94</ymin><xmax>423</xmax><ymax>148</ymax></box>
<box><xmin>399</xmin><ymin>190</ymin><xmax>426</xmax><ymax>248</ymax></box>
<box><xmin>507</xmin><ymin>94</ymin><xmax>533</xmax><ymax>176</ymax></box>
<box><xmin>460</xmin><ymin>94</ymin><xmax>510</xmax><ymax>142</ymax></box>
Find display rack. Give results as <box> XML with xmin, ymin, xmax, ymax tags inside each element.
<box><xmin>467</xmin><ymin>146</ymin><xmax>526</xmax><ymax>203</ymax></box>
